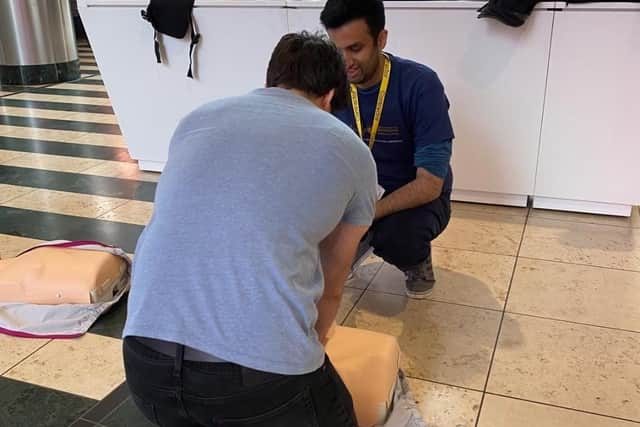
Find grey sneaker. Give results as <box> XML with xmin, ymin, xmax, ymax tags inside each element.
<box><xmin>403</xmin><ymin>257</ymin><xmax>435</xmax><ymax>299</ymax></box>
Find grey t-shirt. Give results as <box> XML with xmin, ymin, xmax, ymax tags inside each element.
<box><xmin>123</xmin><ymin>88</ymin><xmax>378</xmax><ymax>375</ymax></box>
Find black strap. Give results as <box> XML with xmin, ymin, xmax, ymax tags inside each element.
<box><xmin>153</xmin><ymin>30</ymin><xmax>161</xmax><ymax>63</ymax></box>
<box><xmin>142</xmin><ymin>10</ymin><xmax>162</xmax><ymax>64</ymax></box>
<box><xmin>187</xmin><ymin>15</ymin><xmax>200</xmax><ymax>78</ymax></box>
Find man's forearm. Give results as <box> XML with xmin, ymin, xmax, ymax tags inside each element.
<box><xmin>316</xmin><ymin>293</ymin><xmax>342</xmax><ymax>345</ymax></box>
<box><xmin>315</xmin><ymin>259</ymin><xmax>351</xmax><ymax>344</ymax></box>
<box><xmin>375</xmin><ymin>168</ymin><xmax>444</xmax><ymax>220</ymax></box>
<box><xmin>316</xmin><ymin>224</ymin><xmax>366</xmax><ymax>344</ymax></box>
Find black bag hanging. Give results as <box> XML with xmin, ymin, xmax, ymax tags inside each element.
<box><xmin>141</xmin><ymin>0</ymin><xmax>200</xmax><ymax>78</ymax></box>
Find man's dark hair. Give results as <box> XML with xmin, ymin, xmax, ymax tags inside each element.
<box><xmin>320</xmin><ymin>0</ymin><xmax>386</xmax><ymax>39</ymax></box>
<box><xmin>266</xmin><ymin>32</ymin><xmax>348</xmax><ymax>111</ymax></box>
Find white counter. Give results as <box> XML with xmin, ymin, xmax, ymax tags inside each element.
<box><xmin>79</xmin><ymin>0</ymin><xmax>640</xmax><ymax>216</ymax></box>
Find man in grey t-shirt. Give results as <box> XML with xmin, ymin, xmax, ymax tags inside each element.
<box><xmin>122</xmin><ymin>32</ymin><xmax>377</xmax><ymax>427</ymax></box>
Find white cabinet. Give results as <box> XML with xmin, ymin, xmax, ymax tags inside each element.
<box><xmin>79</xmin><ymin>0</ymin><xmax>289</xmax><ymax>170</ymax></box>
<box><xmin>384</xmin><ymin>6</ymin><xmax>554</xmax><ymax>207</ymax></box>
<box><xmin>533</xmin><ymin>6</ymin><xmax>640</xmax><ymax>216</ymax></box>
<box><xmin>79</xmin><ymin>0</ymin><xmax>639</xmax><ymax>215</ymax></box>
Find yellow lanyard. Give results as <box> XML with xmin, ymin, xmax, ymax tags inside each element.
<box><xmin>350</xmin><ymin>54</ymin><xmax>392</xmax><ymax>150</ymax></box>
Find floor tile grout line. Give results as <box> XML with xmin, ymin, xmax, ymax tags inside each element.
<box><xmin>77</xmin><ymin>382</ymin><xmax>128</xmax><ymax>425</ymax></box>
<box><xmin>529</xmin><ymin>215</ymin><xmax>640</xmax><ymax>230</ymax></box>
<box><xmin>516</xmin><ymin>255</ymin><xmax>640</xmax><ymax>274</ymax></box>
<box><xmin>96</xmin><ymin>394</ymin><xmax>130</xmax><ymax>424</ymax></box>
<box><xmin>0</xmin><ymin>183</ymin><xmax>147</xmax><ymax>206</ymax></box>
<box><xmin>404</xmin><ymin>374</ymin><xmax>485</xmax><ymax>394</ymax></box>
<box><xmin>484</xmin><ymin>392</ymin><xmax>640</xmax><ymax>425</ymax></box>
<box><xmin>96</xmin><ymin>200</ymin><xmax>142</xmax><ymax>224</ymax></box>
<box><xmin>0</xmin><ymin>186</ymin><xmax>39</xmax><ymax>205</ymax></box>
<box><xmin>431</xmin><ymin>243</ymin><xmax>518</xmax><ymax>258</ymax></box>
<box><xmin>431</xmin><ymin>244</ymin><xmax>518</xmax><ymax>259</ymax></box>
<box><xmin>343</xmin><ymin>273</ymin><xmax>640</xmax><ymax>336</ymax></box>
<box><xmin>528</xmin><ymin>213</ymin><xmax>640</xmax><ymax>230</ymax></box>
<box><xmin>503</xmin><ymin>310</ymin><xmax>640</xmax><ymax>336</ymax></box>
<box><xmin>2</xmin><ymin>104</ymin><xmax>114</xmax><ymax>117</ymax></box>
<box><xmin>363</xmin><ymin>287</ymin><xmax>505</xmax><ymax>314</ymax></box>
<box><xmin>1</xmin><ymin>74</ymin><xmax>85</xmax><ymax>101</ymax></box>
<box><xmin>2</xmin><ymin>188</ymin><xmax>134</xmax><ymax>221</ymax></box>
<box><xmin>341</xmin><ymin>262</ymin><xmax>384</xmax><ymax>324</ymax></box>
<box><xmin>474</xmin><ymin>204</ymin><xmax>532</xmax><ymax>427</ymax></box>
<box><xmin>0</xmin><ymin>151</ymin><xmax>27</xmax><ymax>164</ymax></box>
<box><xmin>0</xmin><ymin>339</ymin><xmax>53</xmax><ymax>376</ymax></box>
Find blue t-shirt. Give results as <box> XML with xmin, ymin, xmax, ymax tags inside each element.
<box><xmin>123</xmin><ymin>88</ymin><xmax>378</xmax><ymax>375</ymax></box>
<box><xmin>335</xmin><ymin>54</ymin><xmax>455</xmax><ymax>193</ymax></box>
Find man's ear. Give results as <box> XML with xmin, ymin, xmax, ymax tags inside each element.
<box><xmin>320</xmin><ymin>89</ymin><xmax>335</xmax><ymax>112</ymax></box>
<box><xmin>377</xmin><ymin>29</ymin><xmax>388</xmax><ymax>50</ymax></box>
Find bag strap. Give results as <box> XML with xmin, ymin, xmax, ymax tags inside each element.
<box><xmin>187</xmin><ymin>14</ymin><xmax>200</xmax><ymax>78</ymax></box>
<box><xmin>141</xmin><ymin>9</ymin><xmax>162</xmax><ymax>64</ymax></box>
<box><xmin>154</xmin><ymin>30</ymin><xmax>162</xmax><ymax>63</ymax></box>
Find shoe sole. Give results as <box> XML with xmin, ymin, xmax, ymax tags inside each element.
<box><xmin>405</xmin><ymin>289</ymin><xmax>432</xmax><ymax>300</ymax></box>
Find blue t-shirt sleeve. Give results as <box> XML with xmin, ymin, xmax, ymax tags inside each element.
<box><xmin>410</xmin><ymin>70</ymin><xmax>455</xmax><ymax>178</ymax></box>
<box><xmin>414</xmin><ymin>139</ymin><xmax>452</xmax><ymax>179</ymax></box>
<box><xmin>341</xmin><ymin>139</ymin><xmax>378</xmax><ymax>226</ymax></box>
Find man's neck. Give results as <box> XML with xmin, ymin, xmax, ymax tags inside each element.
<box><xmin>356</xmin><ymin>52</ymin><xmax>386</xmax><ymax>90</ymax></box>
<box><xmin>284</xmin><ymin>87</ymin><xmax>323</xmax><ymax>109</ymax></box>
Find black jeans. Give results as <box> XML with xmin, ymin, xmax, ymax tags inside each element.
<box><xmin>370</xmin><ymin>191</ymin><xmax>451</xmax><ymax>270</ymax></box>
<box><xmin>123</xmin><ymin>337</ymin><xmax>358</xmax><ymax>427</ymax></box>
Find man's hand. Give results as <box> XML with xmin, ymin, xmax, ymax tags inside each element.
<box><xmin>375</xmin><ymin>168</ymin><xmax>443</xmax><ymax>220</ymax></box>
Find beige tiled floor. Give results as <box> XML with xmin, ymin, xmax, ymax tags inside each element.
<box><xmin>4</xmin><ymin>92</ymin><xmax>112</xmax><ymax>106</ymax></box>
<box><xmin>0</xmin><ymin>335</ymin><xmax>50</xmax><ymax>375</ymax></box>
<box><xmin>4</xmin><ymin>333</ymin><xmax>125</xmax><ymax>401</ymax></box>
<box><xmin>0</xmin><ymin>105</ymin><xmax>117</xmax><ymax>124</ymax></box>
<box><xmin>409</xmin><ymin>378</ymin><xmax>483</xmax><ymax>427</ymax></box>
<box><xmin>1</xmin><ymin>151</ymin><xmax>106</xmax><ymax>173</ymax></box>
<box><xmin>81</xmin><ymin>161</ymin><xmax>161</xmax><ymax>182</ymax></box>
<box><xmin>0</xmin><ymin>233</ymin><xmax>45</xmax><ymax>259</ymax></box>
<box><xmin>98</xmin><ymin>200</ymin><xmax>155</xmax><ymax>225</ymax></box>
<box><xmin>3</xmin><ymin>188</ymin><xmax>130</xmax><ymax>219</ymax></box>
<box><xmin>488</xmin><ymin>314</ymin><xmax>640</xmax><ymax>421</ymax></box>
<box><xmin>50</xmin><ymin>83</ymin><xmax>106</xmax><ymax>92</ymax></box>
<box><xmin>0</xmin><ymin>184</ymin><xmax>36</xmax><ymax>204</ymax></box>
<box><xmin>345</xmin><ymin>205</ymin><xmax>640</xmax><ymax>425</ymax></box>
<box><xmin>433</xmin><ymin>209</ymin><xmax>527</xmax><ymax>256</ymax></box>
<box><xmin>0</xmin><ymin>125</ymin><xmax>90</xmax><ymax>144</ymax></box>
<box><xmin>508</xmin><ymin>258</ymin><xmax>640</xmax><ymax>332</ymax></box>
<box><xmin>477</xmin><ymin>394</ymin><xmax>639</xmax><ymax>427</ymax></box>
<box><xmin>521</xmin><ymin>217</ymin><xmax>640</xmax><ymax>271</ymax></box>
<box><xmin>367</xmin><ymin>247</ymin><xmax>515</xmax><ymax>310</ymax></box>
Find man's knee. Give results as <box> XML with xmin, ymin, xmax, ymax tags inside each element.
<box><xmin>370</xmin><ymin>199</ymin><xmax>451</xmax><ymax>268</ymax></box>
<box><xmin>370</xmin><ymin>210</ymin><xmax>431</xmax><ymax>268</ymax></box>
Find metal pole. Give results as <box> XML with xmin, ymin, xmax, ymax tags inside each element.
<box><xmin>0</xmin><ymin>0</ymin><xmax>80</xmax><ymax>84</ymax></box>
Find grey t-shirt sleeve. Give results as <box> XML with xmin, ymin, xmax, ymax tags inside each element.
<box><xmin>341</xmin><ymin>142</ymin><xmax>378</xmax><ymax>226</ymax></box>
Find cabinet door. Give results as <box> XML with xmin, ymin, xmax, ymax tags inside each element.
<box><xmin>535</xmin><ymin>9</ymin><xmax>640</xmax><ymax>206</ymax></box>
<box><xmin>385</xmin><ymin>8</ymin><xmax>553</xmax><ymax>199</ymax></box>
<box><xmin>80</xmin><ymin>4</ymin><xmax>289</xmax><ymax>169</ymax></box>
<box><xmin>287</xmin><ymin>5</ymin><xmax>324</xmax><ymax>33</ymax></box>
